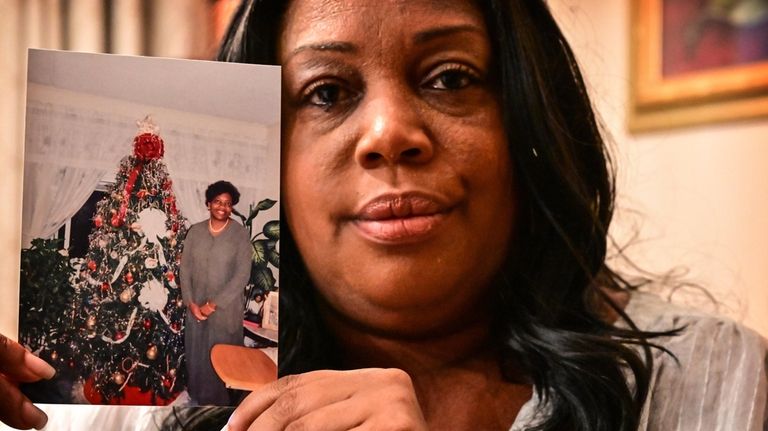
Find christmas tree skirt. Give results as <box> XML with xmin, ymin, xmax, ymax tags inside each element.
<box><xmin>83</xmin><ymin>376</ymin><xmax>180</xmax><ymax>405</ymax></box>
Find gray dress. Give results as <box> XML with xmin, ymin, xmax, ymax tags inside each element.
<box><xmin>512</xmin><ymin>291</ymin><xmax>768</xmax><ymax>430</ymax></box>
<box><xmin>179</xmin><ymin>219</ymin><xmax>252</xmax><ymax>405</ymax></box>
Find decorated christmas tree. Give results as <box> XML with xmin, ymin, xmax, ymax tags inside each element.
<box><xmin>69</xmin><ymin>116</ymin><xmax>188</xmax><ymax>404</ymax></box>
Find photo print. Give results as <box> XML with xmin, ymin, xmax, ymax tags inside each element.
<box><xmin>18</xmin><ymin>49</ymin><xmax>280</xmax><ymax>406</ymax></box>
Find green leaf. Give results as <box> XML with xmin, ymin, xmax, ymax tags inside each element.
<box><xmin>257</xmin><ymin>199</ymin><xmax>277</xmax><ymax>211</ymax></box>
<box><xmin>252</xmin><ymin>241</ymin><xmax>267</xmax><ymax>265</ymax></box>
<box><xmin>232</xmin><ymin>208</ymin><xmax>247</xmax><ymax>225</ymax></box>
<box><xmin>267</xmin><ymin>250</ymin><xmax>280</xmax><ymax>268</ymax></box>
<box><xmin>262</xmin><ymin>220</ymin><xmax>279</xmax><ymax>240</ymax></box>
<box><xmin>253</xmin><ymin>267</ymin><xmax>276</xmax><ymax>291</ymax></box>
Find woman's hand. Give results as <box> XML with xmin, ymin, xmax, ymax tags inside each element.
<box><xmin>225</xmin><ymin>368</ymin><xmax>428</xmax><ymax>431</ymax></box>
<box><xmin>188</xmin><ymin>302</ymin><xmax>207</xmax><ymax>321</ymax></box>
<box><xmin>200</xmin><ymin>301</ymin><xmax>217</xmax><ymax>317</ymax></box>
<box><xmin>0</xmin><ymin>333</ymin><xmax>55</xmax><ymax>430</ymax></box>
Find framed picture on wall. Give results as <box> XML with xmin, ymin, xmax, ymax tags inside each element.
<box><xmin>629</xmin><ymin>0</ymin><xmax>768</xmax><ymax>132</ymax></box>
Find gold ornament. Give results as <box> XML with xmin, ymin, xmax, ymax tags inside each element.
<box><xmin>86</xmin><ymin>315</ymin><xmax>97</xmax><ymax>329</ymax></box>
<box><xmin>146</xmin><ymin>345</ymin><xmax>158</xmax><ymax>360</ymax></box>
<box><xmin>119</xmin><ymin>288</ymin><xmax>132</xmax><ymax>303</ymax></box>
<box><xmin>112</xmin><ymin>371</ymin><xmax>126</xmax><ymax>385</ymax></box>
<box><xmin>50</xmin><ymin>351</ymin><xmax>58</xmax><ymax>361</ymax></box>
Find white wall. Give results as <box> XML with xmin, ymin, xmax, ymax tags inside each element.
<box><xmin>550</xmin><ymin>0</ymin><xmax>768</xmax><ymax>336</ymax></box>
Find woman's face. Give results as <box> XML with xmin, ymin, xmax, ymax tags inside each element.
<box><xmin>207</xmin><ymin>192</ymin><xmax>234</xmax><ymax>221</ymax></box>
<box><xmin>280</xmin><ymin>0</ymin><xmax>515</xmax><ymax>335</ymax></box>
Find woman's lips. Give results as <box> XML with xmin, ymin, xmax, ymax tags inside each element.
<box><xmin>352</xmin><ymin>193</ymin><xmax>451</xmax><ymax>244</ymax></box>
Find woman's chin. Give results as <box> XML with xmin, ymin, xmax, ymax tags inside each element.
<box><xmin>314</xmin><ymin>267</ymin><xmax>487</xmax><ymax>332</ymax></box>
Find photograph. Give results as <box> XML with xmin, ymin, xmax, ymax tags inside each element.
<box><xmin>629</xmin><ymin>0</ymin><xmax>768</xmax><ymax>130</ymax></box>
<box><xmin>18</xmin><ymin>49</ymin><xmax>280</xmax><ymax>406</ymax></box>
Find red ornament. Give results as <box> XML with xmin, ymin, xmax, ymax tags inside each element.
<box><xmin>166</xmin><ymin>272</ymin><xmax>175</xmax><ymax>282</ymax></box>
<box><xmin>171</xmin><ymin>322</ymin><xmax>181</xmax><ymax>331</ymax></box>
<box><xmin>143</xmin><ymin>318</ymin><xmax>152</xmax><ymax>330</ymax></box>
<box><xmin>133</xmin><ymin>132</ymin><xmax>164</xmax><ymax>161</ymax></box>
<box><xmin>162</xmin><ymin>377</ymin><xmax>172</xmax><ymax>389</ymax></box>
<box><xmin>94</xmin><ymin>216</ymin><xmax>103</xmax><ymax>228</ymax></box>
<box><xmin>115</xmin><ymin>331</ymin><xmax>125</xmax><ymax>341</ymax></box>
<box><xmin>68</xmin><ymin>360</ymin><xmax>75</xmax><ymax>368</ymax></box>
<box><xmin>124</xmin><ymin>272</ymin><xmax>134</xmax><ymax>284</ymax></box>
<box><xmin>137</xmin><ymin>189</ymin><xmax>148</xmax><ymax>199</ymax></box>
<box><xmin>111</xmin><ymin>215</ymin><xmax>122</xmax><ymax>227</ymax></box>
<box><xmin>101</xmin><ymin>282</ymin><xmax>110</xmax><ymax>292</ymax></box>
<box><xmin>87</xmin><ymin>260</ymin><xmax>97</xmax><ymax>271</ymax></box>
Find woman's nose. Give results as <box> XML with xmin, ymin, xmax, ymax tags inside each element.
<box><xmin>353</xmin><ymin>92</ymin><xmax>434</xmax><ymax>169</ymax></box>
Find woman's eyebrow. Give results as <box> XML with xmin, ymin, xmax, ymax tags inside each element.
<box><xmin>412</xmin><ymin>24</ymin><xmax>484</xmax><ymax>44</ymax></box>
<box><xmin>287</xmin><ymin>41</ymin><xmax>358</xmax><ymax>61</ymax></box>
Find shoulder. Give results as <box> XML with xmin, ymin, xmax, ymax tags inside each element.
<box><xmin>227</xmin><ymin>220</ymin><xmax>250</xmax><ymax>240</ymax></box>
<box><xmin>626</xmin><ymin>291</ymin><xmax>766</xmax><ymax>355</ymax></box>
<box><xmin>186</xmin><ymin>221</ymin><xmax>208</xmax><ymax>236</ymax></box>
<box><xmin>626</xmin><ymin>292</ymin><xmax>768</xmax><ymax>430</ymax></box>
<box><xmin>229</xmin><ymin>220</ymin><xmax>249</xmax><ymax>234</ymax></box>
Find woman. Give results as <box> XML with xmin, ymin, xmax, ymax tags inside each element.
<box><xmin>212</xmin><ymin>1</ymin><xmax>767</xmax><ymax>430</ymax></box>
<box><xmin>179</xmin><ymin>180</ymin><xmax>252</xmax><ymax>405</ymax></box>
<box><xmin>1</xmin><ymin>1</ymin><xmax>765</xmax><ymax>430</ymax></box>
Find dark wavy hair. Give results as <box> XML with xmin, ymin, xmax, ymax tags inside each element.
<box><xmin>204</xmin><ymin>180</ymin><xmax>241</xmax><ymax>206</ymax></box>
<box><xmin>214</xmin><ymin>1</ymin><xmax>669</xmax><ymax>430</ymax></box>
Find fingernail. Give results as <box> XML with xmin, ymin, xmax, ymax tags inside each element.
<box><xmin>24</xmin><ymin>350</ymin><xmax>56</xmax><ymax>380</ymax></box>
<box><xmin>220</xmin><ymin>413</ymin><xmax>234</xmax><ymax>431</ymax></box>
<box><xmin>22</xmin><ymin>400</ymin><xmax>48</xmax><ymax>430</ymax></box>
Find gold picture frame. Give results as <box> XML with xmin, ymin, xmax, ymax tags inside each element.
<box><xmin>629</xmin><ymin>0</ymin><xmax>768</xmax><ymax>132</ymax></box>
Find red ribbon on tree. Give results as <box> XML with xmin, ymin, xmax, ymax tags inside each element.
<box><xmin>114</xmin><ymin>163</ymin><xmax>141</xmax><ymax>227</ymax></box>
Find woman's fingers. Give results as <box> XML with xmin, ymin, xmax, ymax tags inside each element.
<box><xmin>227</xmin><ymin>369</ymin><xmax>427</xmax><ymax>431</ymax></box>
<box><xmin>228</xmin><ymin>373</ymin><xmax>314</xmax><ymax>429</ymax></box>
<box><xmin>0</xmin><ymin>334</ymin><xmax>51</xmax><ymax>430</ymax></box>
<box><xmin>0</xmin><ymin>377</ymin><xmax>48</xmax><ymax>430</ymax></box>
<box><xmin>201</xmin><ymin>302</ymin><xmax>217</xmax><ymax>317</ymax></box>
<box><xmin>248</xmin><ymin>393</ymin><xmax>367</xmax><ymax>431</ymax></box>
<box><xmin>0</xmin><ymin>334</ymin><xmax>55</xmax><ymax>382</ymax></box>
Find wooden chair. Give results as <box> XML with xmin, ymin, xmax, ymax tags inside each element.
<box><xmin>210</xmin><ymin>344</ymin><xmax>277</xmax><ymax>391</ymax></box>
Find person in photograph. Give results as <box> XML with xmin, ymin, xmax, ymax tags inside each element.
<box><xmin>179</xmin><ymin>180</ymin><xmax>252</xmax><ymax>405</ymax></box>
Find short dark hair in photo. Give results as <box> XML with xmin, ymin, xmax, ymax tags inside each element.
<box><xmin>205</xmin><ymin>180</ymin><xmax>241</xmax><ymax>206</ymax></box>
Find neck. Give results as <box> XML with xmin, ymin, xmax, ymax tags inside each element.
<box><xmin>209</xmin><ymin>217</ymin><xmax>229</xmax><ymax>232</ymax></box>
<box><xmin>322</xmin><ymin>302</ymin><xmax>496</xmax><ymax>377</ymax></box>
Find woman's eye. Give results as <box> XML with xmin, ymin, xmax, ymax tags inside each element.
<box><xmin>424</xmin><ymin>64</ymin><xmax>480</xmax><ymax>90</ymax></box>
<box><xmin>303</xmin><ymin>81</ymin><xmax>351</xmax><ymax>108</ymax></box>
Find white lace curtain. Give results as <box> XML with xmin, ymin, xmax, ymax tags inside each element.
<box><xmin>21</xmin><ymin>99</ymin><xmax>132</xmax><ymax>246</ymax></box>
